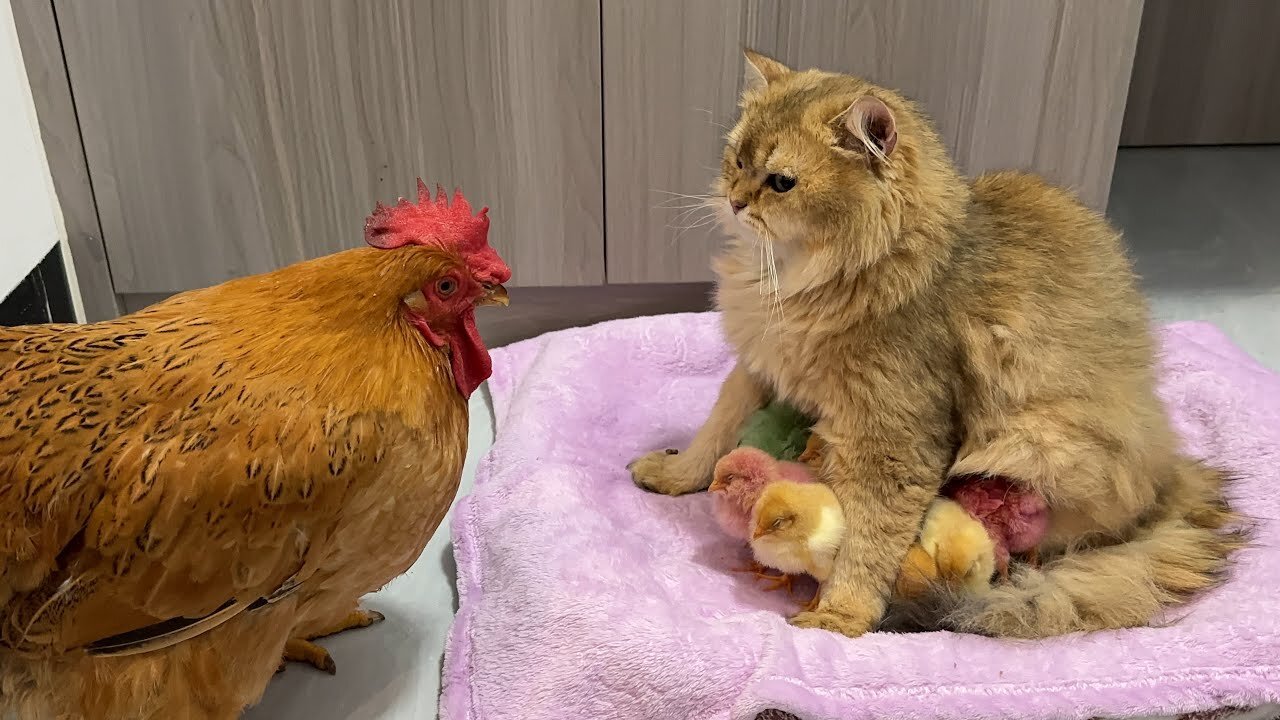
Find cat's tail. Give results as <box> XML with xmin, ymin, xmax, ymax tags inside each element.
<box><xmin>881</xmin><ymin>460</ymin><xmax>1249</xmax><ymax>638</ymax></box>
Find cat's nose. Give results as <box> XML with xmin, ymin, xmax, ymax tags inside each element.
<box><xmin>731</xmin><ymin>200</ymin><xmax>747</xmax><ymax>215</ymax></box>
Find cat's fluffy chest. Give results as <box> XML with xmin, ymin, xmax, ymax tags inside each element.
<box><xmin>715</xmin><ymin>269</ymin><xmax>840</xmax><ymax>416</ymax></box>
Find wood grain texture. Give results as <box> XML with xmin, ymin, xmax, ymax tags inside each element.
<box><xmin>602</xmin><ymin>0</ymin><xmax>1143</xmax><ymax>283</ymax></box>
<box><xmin>56</xmin><ymin>0</ymin><xmax>603</xmax><ymax>294</ymax></box>
<box><xmin>10</xmin><ymin>0</ymin><xmax>119</xmax><ymax>321</ymax></box>
<box><xmin>1121</xmin><ymin>0</ymin><xmax>1280</xmax><ymax>146</ymax></box>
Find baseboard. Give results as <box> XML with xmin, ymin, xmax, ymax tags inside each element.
<box><xmin>117</xmin><ymin>283</ymin><xmax>717</xmax><ymax>348</ymax></box>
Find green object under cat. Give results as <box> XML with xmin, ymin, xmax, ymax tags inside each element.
<box><xmin>737</xmin><ymin>400</ymin><xmax>814</xmax><ymax>461</ymax></box>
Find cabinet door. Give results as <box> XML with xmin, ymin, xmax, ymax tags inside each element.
<box><xmin>1122</xmin><ymin>0</ymin><xmax>1280</xmax><ymax>146</ymax></box>
<box><xmin>56</xmin><ymin>0</ymin><xmax>603</xmax><ymax>293</ymax></box>
<box><xmin>603</xmin><ymin>0</ymin><xmax>1143</xmax><ymax>284</ymax></box>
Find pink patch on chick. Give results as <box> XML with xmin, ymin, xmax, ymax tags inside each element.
<box><xmin>709</xmin><ymin>447</ymin><xmax>814</xmax><ymax>541</ymax></box>
<box><xmin>945</xmin><ymin>475</ymin><xmax>1050</xmax><ymax>573</ymax></box>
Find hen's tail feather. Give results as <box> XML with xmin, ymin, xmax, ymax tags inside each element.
<box><xmin>882</xmin><ymin>462</ymin><xmax>1249</xmax><ymax>638</ymax></box>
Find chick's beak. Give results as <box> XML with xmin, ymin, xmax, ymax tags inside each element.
<box><xmin>477</xmin><ymin>283</ymin><xmax>509</xmax><ymax>307</ymax></box>
<box><xmin>751</xmin><ymin>526</ymin><xmax>767</xmax><ymax>540</ymax></box>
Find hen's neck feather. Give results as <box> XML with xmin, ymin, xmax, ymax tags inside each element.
<box><xmin>136</xmin><ymin>247</ymin><xmax>463</xmax><ymax>425</ymax></box>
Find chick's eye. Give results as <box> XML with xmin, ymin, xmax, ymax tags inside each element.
<box><xmin>735</xmin><ymin>158</ymin><xmax>744</xmax><ymax>169</ymax></box>
<box><xmin>770</xmin><ymin>517</ymin><xmax>785</xmax><ymax>529</ymax></box>
<box><xmin>767</xmin><ymin>174</ymin><xmax>796</xmax><ymax>193</ymax></box>
<box><xmin>436</xmin><ymin>277</ymin><xmax>458</xmax><ymax>296</ymax></box>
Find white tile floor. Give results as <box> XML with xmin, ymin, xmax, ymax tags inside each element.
<box><xmin>248</xmin><ymin>146</ymin><xmax>1280</xmax><ymax>719</ymax></box>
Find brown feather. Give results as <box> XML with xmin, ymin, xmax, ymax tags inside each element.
<box><xmin>1</xmin><ymin>246</ymin><xmax>475</xmax><ymax>717</ymax></box>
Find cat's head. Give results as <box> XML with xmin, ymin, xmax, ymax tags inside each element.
<box><xmin>715</xmin><ymin>50</ymin><xmax>964</xmax><ymax>295</ymax></box>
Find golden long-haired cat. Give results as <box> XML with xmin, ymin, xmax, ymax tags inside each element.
<box><xmin>629</xmin><ymin>50</ymin><xmax>1244</xmax><ymax>639</ymax></box>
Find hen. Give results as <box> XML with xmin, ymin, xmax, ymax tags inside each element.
<box><xmin>0</xmin><ymin>181</ymin><xmax>510</xmax><ymax>719</ymax></box>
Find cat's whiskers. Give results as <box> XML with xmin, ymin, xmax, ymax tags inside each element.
<box><xmin>694</xmin><ymin>107</ymin><xmax>732</xmax><ymax>134</ymax></box>
<box><xmin>670</xmin><ymin>212</ymin><xmax>719</xmax><ymax>242</ymax></box>
<box><xmin>652</xmin><ymin>189</ymin><xmax>715</xmax><ymax>205</ymax></box>
<box><xmin>765</xmin><ymin>238</ymin><xmax>786</xmax><ymax>325</ymax></box>
<box><xmin>655</xmin><ymin>190</ymin><xmax>721</xmax><ymax>244</ymax></box>
<box><xmin>757</xmin><ymin>237</ymin><xmax>766</xmax><ymax>297</ymax></box>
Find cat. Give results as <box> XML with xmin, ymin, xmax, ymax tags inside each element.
<box><xmin>628</xmin><ymin>50</ymin><xmax>1245</xmax><ymax>639</ymax></box>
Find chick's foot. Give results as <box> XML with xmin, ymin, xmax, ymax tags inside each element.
<box><xmin>731</xmin><ymin>559</ymin><xmax>770</xmax><ymax>575</ymax></box>
<box><xmin>755</xmin><ymin>572</ymin><xmax>797</xmax><ymax>595</ymax></box>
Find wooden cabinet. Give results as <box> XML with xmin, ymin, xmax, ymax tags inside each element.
<box><xmin>53</xmin><ymin>0</ymin><xmax>603</xmax><ymax>294</ymax></box>
<box><xmin>21</xmin><ymin>0</ymin><xmax>1145</xmax><ymax>313</ymax></box>
<box><xmin>602</xmin><ymin>0</ymin><xmax>1144</xmax><ymax>283</ymax></box>
<box><xmin>1123</xmin><ymin>0</ymin><xmax>1280</xmax><ymax>146</ymax></box>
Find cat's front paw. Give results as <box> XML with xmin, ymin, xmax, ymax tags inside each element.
<box><xmin>627</xmin><ymin>449</ymin><xmax>708</xmax><ymax>496</ymax></box>
<box><xmin>789</xmin><ymin>607</ymin><xmax>875</xmax><ymax>638</ymax></box>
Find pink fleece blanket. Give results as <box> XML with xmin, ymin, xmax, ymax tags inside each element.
<box><xmin>440</xmin><ymin>313</ymin><xmax>1280</xmax><ymax>720</ymax></box>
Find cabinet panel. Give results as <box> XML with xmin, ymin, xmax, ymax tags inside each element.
<box><xmin>1122</xmin><ymin>0</ymin><xmax>1280</xmax><ymax>146</ymax></box>
<box><xmin>57</xmin><ymin>0</ymin><xmax>604</xmax><ymax>293</ymax></box>
<box><xmin>603</xmin><ymin>0</ymin><xmax>1142</xmax><ymax>284</ymax></box>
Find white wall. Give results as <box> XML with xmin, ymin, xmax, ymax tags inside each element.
<box><xmin>0</xmin><ymin>0</ymin><xmax>81</xmax><ymax>317</ymax></box>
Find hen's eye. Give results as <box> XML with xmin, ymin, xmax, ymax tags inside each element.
<box><xmin>767</xmin><ymin>174</ymin><xmax>796</xmax><ymax>193</ymax></box>
<box><xmin>436</xmin><ymin>278</ymin><xmax>458</xmax><ymax>296</ymax></box>
<box><xmin>735</xmin><ymin>158</ymin><xmax>744</xmax><ymax>169</ymax></box>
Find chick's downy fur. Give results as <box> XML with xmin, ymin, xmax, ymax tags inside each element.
<box><xmin>749</xmin><ymin>481</ymin><xmax>846</xmax><ymax>583</ymax></box>
<box><xmin>710</xmin><ymin>447</ymin><xmax>812</xmax><ymax>541</ymax></box>
<box><xmin>946</xmin><ymin>475</ymin><xmax>1049</xmax><ymax>576</ymax></box>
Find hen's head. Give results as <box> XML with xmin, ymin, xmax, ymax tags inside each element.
<box><xmin>364</xmin><ymin>180</ymin><xmax>512</xmax><ymax>399</ymax></box>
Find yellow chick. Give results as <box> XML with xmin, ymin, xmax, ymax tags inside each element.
<box><xmin>749</xmin><ymin>481</ymin><xmax>847</xmax><ymax>611</ymax></box>
<box><xmin>895</xmin><ymin>498</ymin><xmax>996</xmax><ymax>599</ymax></box>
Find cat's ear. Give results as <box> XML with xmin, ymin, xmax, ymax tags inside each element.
<box><xmin>743</xmin><ymin>49</ymin><xmax>790</xmax><ymax>92</ymax></box>
<box><xmin>838</xmin><ymin>96</ymin><xmax>898</xmax><ymax>160</ymax></box>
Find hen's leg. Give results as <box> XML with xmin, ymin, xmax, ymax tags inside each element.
<box><xmin>282</xmin><ymin>638</ymin><xmax>336</xmax><ymax>675</ymax></box>
<box><xmin>303</xmin><ymin>607</ymin><xmax>385</xmax><ymax>640</ymax></box>
<box><xmin>281</xmin><ymin>604</ymin><xmax>385</xmax><ymax>675</ymax></box>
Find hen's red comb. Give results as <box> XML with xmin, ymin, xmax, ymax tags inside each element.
<box><xmin>364</xmin><ymin>179</ymin><xmax>491</xmax><ymax>256</ymax></box>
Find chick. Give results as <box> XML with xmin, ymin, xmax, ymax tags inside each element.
<box><xmin>711</xmin><ymin>448</ymin><xmax>814</xmax><ymax>590</ymax></box>
<box><xmin>710</xmin><ymin>447</ymin><xmax>814</xmax><ymax>541</ymax></box>
<box><xmin>749</xmin><ymin>480</ymin><xmax>847</xmax><ymax>611</ymax></box>
<box><xmin>946</xmin><ymin>475</ymin><xmax>1049</xmax><ymax>578</ymax></box>
<box><xmin>895</xmin><ymin>498</ymin><xmax>997</xmax><ymax>599</ymax></box>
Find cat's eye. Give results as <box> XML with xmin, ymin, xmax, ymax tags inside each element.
<box><xmin>767</xmin><ymin>174</ymin><xmax>797</xmax><ymax>193</ymax></box>
<box><xmin>436</xmin><ymin>277</ymin><xmax>458</xmax><ymax>297</ymax></box>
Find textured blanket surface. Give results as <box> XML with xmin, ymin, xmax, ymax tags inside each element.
<box><xmin>440</xmin><ymin>313</ymin><xmax>1280</xmax><ymax>720</ymax></box>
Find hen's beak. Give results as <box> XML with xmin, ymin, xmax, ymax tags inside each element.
<box><xmin>477</xmin><ymin>283</ymin><xmax>509</xmax><ymax>307</ymax></box>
